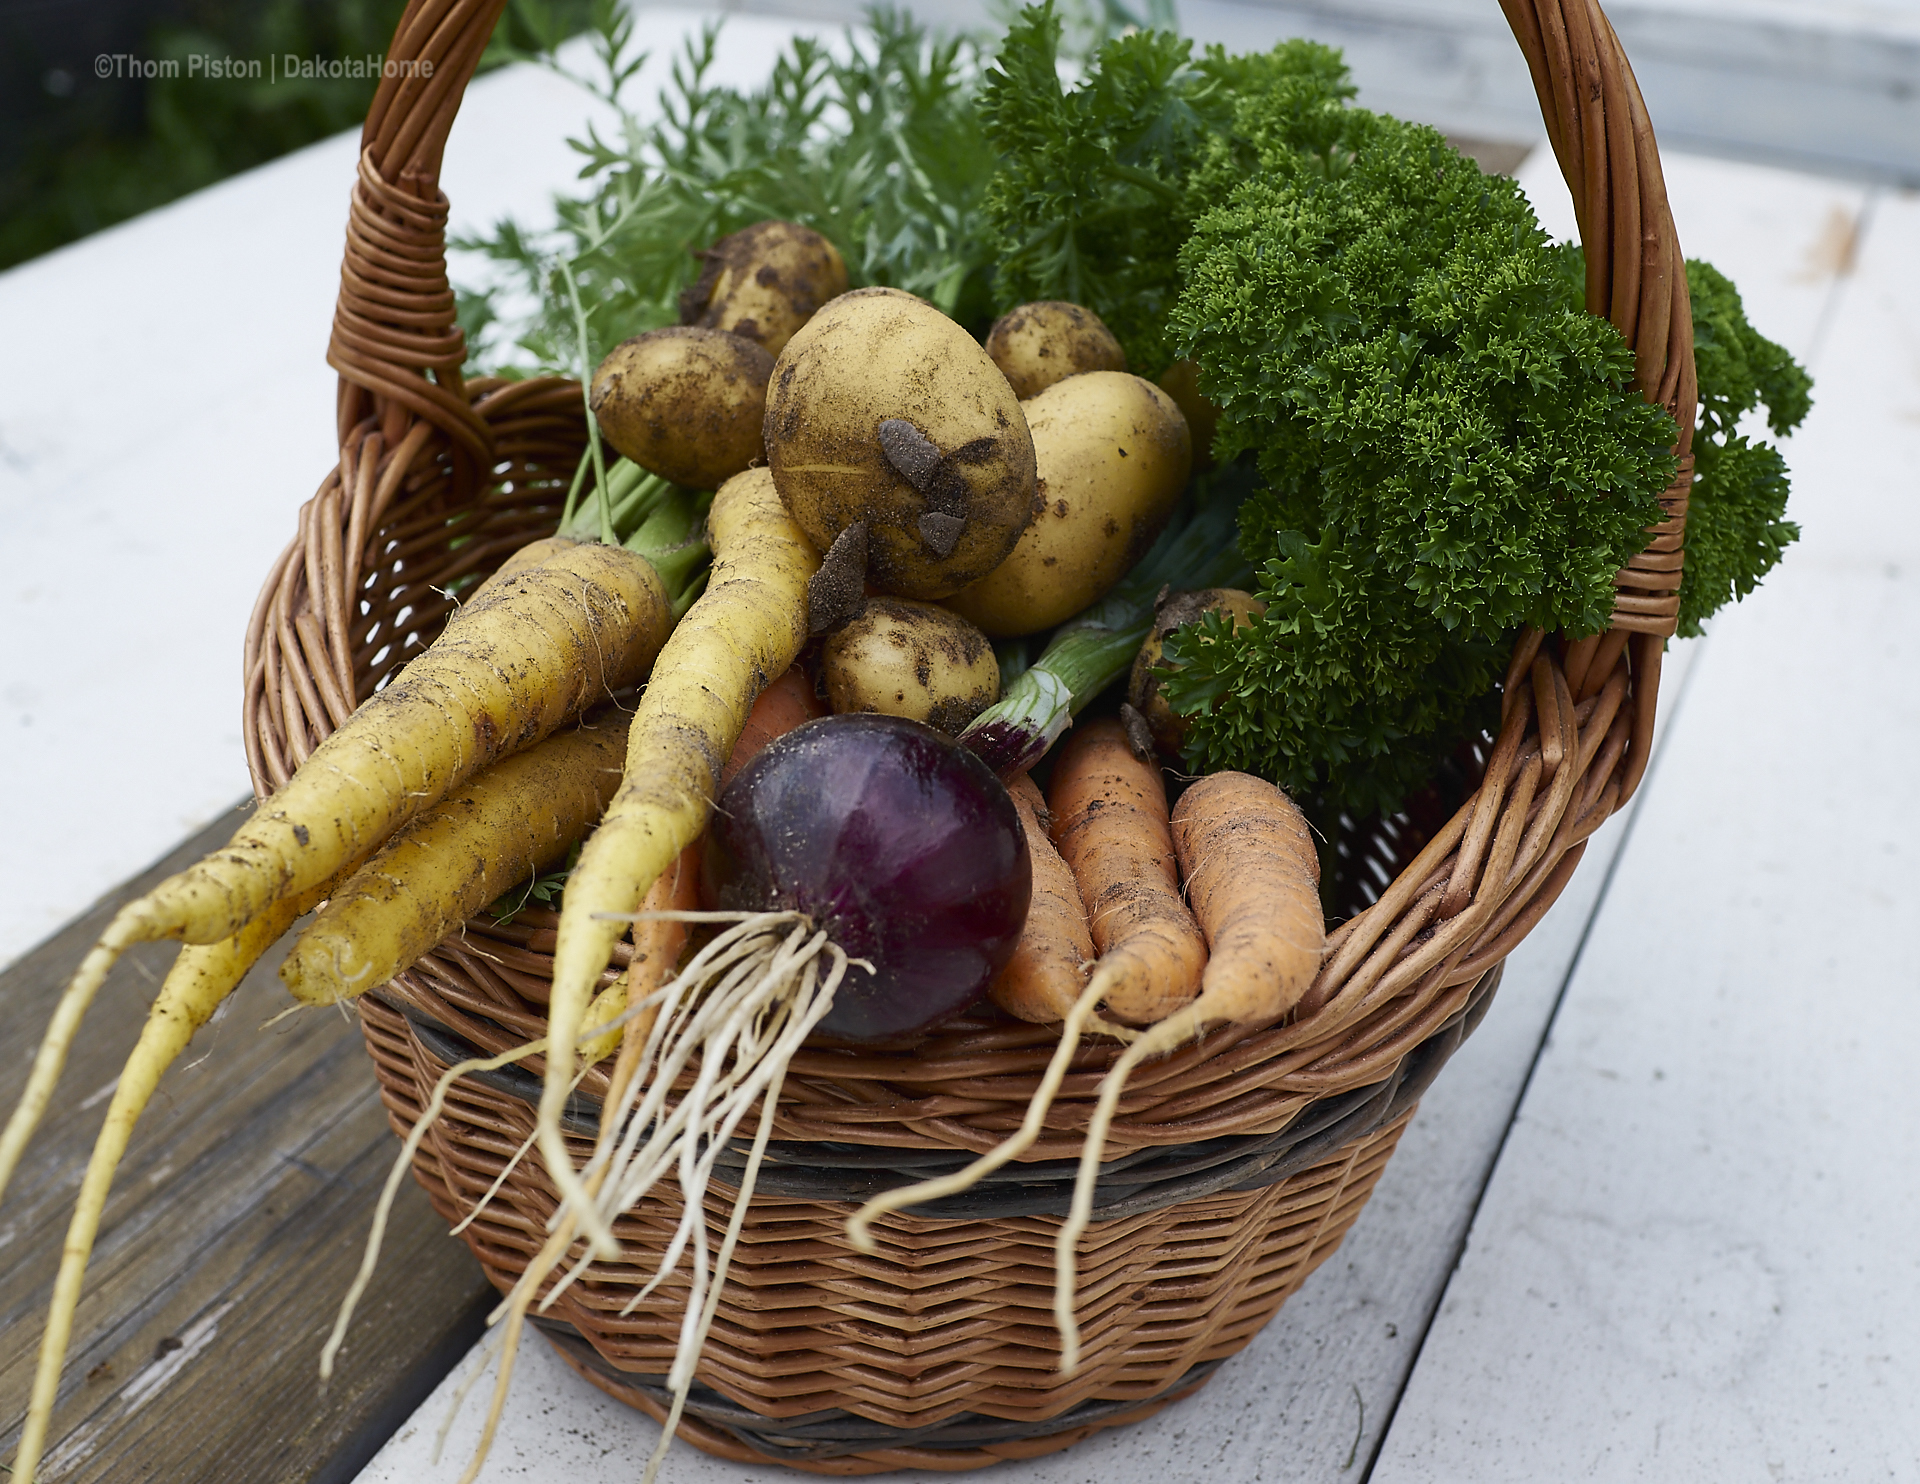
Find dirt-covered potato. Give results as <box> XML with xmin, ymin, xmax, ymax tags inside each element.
<box><xmin>1156</xmin><ymin>359</ymin><xmax>1221</xmax><ymax>470</ymax></box>
<box><xmin>1129</xmin><ymin>588</ymin><xmax>1266</xmax><ymax>756</ymax></box>
<box><xmin>822</xmin><ymin>598</ymin><xmax>999</xmax><ymax>735</ymax></box>
<box><xmin>678</xmin><ymin>220</ymin><xmax>850</xmax><ymax>358</ymax></box>
<box><xmin>590</xmin><ymin>326</ymin><xmax>774</xmax><ymax>488</ymax></box>
<box><xmin>985</xmin><ymin>301</ymin><xmax>1127</xmax><ymax>400</ymax></box>
<box><xmin>945</xmin><ymin>372</ymin><xmax>1190</xmax><ymax>637</ymax></box>
<box><xmin>764</xmin><ymin>288</ymin><xmax>1038</xmax><ymax>600</ymax></box>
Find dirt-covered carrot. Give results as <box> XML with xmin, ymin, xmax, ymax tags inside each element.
<box><xmin>0</xmin><ymin>512</ymin><xmax>705</xmax><ymax>1209</ymax></box>
<box><xmin>454</xmin><ymin>672</ymin><xmax>829</xmax><ymax>1479</ymax></box>
<box><xmin>603</xmin><ymin>843</ymin><xmax>701</xmax><ymax>1087</ymax></box>
<box><xmin>170</xmin><ymin>541</ymin><xmax>674</xmax><ymax>945</ymax></box>
<box><xmin>470</xmin><ymin>533</ymin><xmax>582</xmax><ymax>597</ymax></box>
<box><xmin>542</xmin><ymin>466</ymin><xmax>817</xmax><ymax>1254</ymax></box>
<box><xmin>321</xmin><ymin>649</ymin><xmax>826</xmax><ymax>1441</ymax></box>
<box><xmin>466</xmin><ymin>786</ymin><xmax>824</xmax><ymax>1484</ymax></box>
<box><xmin>1052</xmin><ymin>770</ymin><xmax>1324</xmax><ymax>1373</ymax></box>
<box><xmin>10</xmin><ymin>881</ymin><xmax>333</xmax><ymax>1483</ymax></box>
<box><xmin>598</xmin><ymin>666</ymin><xmax>821</xmax><ymax>1084</ymax></box>
<box><xmin>1049</xmin><ymin>717</ymin><xmax>1206</xmax><ymax>1026</ymax></box>
<box><xmin>991</xmin><ymin>774</ymin><xmax>1095</xmax><ymax>1025</ymax></box>
<box><xmin>278</xmin><ymin>712</ymin><xmax>628</xmax><ymax>1004</ymax></box>
<box><xmin>1167</xmin><ymin>772</ymin><xmax>1323</xmax><ymax>1024</ymax></box>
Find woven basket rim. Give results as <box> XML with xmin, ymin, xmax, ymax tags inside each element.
<box><xmin>232</xmin><ymin>0</ymin><xmax>1704</xmax><ymax>1259</ymax></box>
<box><xmin>372</xmin><ymin>959</ymin><xmax>1499</xmax><ymax>1215</ymax></box>
<box><xmin>238</xmin><ymin>0</ymin><xmax>1698</xmax><ymax>1152</ymax></box>
<box><xmin>223</xmin><ymin>3</ymin><xmax>1703</xmax><ymax>1465</ymax></box>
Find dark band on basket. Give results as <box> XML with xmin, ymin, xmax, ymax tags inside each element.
<box><xmin>381</xmin><ymin>963</ymin><xmax>1499</xmax><ymax>1225</ymax></box>
<box><xmin>534</xmin><ymin>1315</ymin><xmax>1227</xmax><ymax>1464</ymax></box>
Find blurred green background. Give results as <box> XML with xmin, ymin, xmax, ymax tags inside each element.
<box><xmin>0</xmin><ymin>0</ymin><xmax>589</xmax><ymax>271</ymax></box>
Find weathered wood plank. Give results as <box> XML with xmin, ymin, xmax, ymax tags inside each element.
<box><xmin>1370</xmin><ymin>174</ymin><xmax>1919</xmax><ymax>1479</ymax></box>
<box><xmin>1</xmin><ymin>807</ymin><xmax>495</xmax><ymax>1482</ymax></box>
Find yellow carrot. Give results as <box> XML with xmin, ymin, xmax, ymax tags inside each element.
<box><xmin>0</xmin><ymin>540</ymin><xmax>670</xmax><ymax>1205</ymax></box>
<box><xmin>279</xmin><ymin>712</ymin><xmax>628</xmax><ymax>1004</ymax></box>
<box><xmin>542</xmin><ymin>467</ymin><xmax>817</xmax><ymax>1254</ymax></box>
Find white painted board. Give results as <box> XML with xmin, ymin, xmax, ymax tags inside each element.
<box><xmin>1370</xmin><ymin>184</ymin><xmax>1920</xmax><ymax>1482</ymax></box>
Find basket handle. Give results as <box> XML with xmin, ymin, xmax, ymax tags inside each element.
<box><xmin>330</xmin><ymin>0</ymin><xmax>1693</xmax><ymax>627</ymax></box>
<box><xmin>325</xmin><ymin>0</ymin><xmax>510</xmax><ymax>492</ymax></box>
<box><xmin>1501</xmin><ymin>0</ymin><xmax>1696</xmax><ymax>646</ymax></box>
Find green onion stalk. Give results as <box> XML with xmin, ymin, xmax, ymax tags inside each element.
<box><xmin>958</xmin><ymin>466</ymin><xmax>1255</xmax><ymax>777</ymax></box>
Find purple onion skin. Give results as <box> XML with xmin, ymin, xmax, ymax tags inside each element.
<box><xmin>704</xmin><ymin>715</ymin><xmax>1032</xmax><ymax>1042</ymax></box>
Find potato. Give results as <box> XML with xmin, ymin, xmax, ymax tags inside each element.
<box><xmin>764</xmin><ymin>288</ymin><xmax>1038</xmax><ymax>600</ymax></box>
<box><xmin>678</xmin><ymin>220</ymin><xmax>850</xmax><ymax>358</ymax></box>
<box><xmin>822</xmin><ymin>598</ymin><xmax>999</xmax><ymax>735</ymax></box>
<box><xmin>944</xmin><ymin>372</ymin><xmax>1190</xmax><ymax>638</ymax></box>
<box><xmin>1129</xmin><ymin>588</ymin><xmax>1266</xmax><ymax>756</ymax></box>
<box><xmin>1156</xmin><ymin>359</ymin><xmax>1222</xmax><ymax>470</ymax></box>
<box><xmin>985</xmin><ymin>301</ymin><xmax>1127</xmax><ymax>400</ymax></box>
<box><xmin>590</xmin><ymin>327</ymin><xmax>774</xmax><ymax>488</ymax></box>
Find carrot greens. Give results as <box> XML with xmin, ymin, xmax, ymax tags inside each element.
<box><xmin>457</xmin><ymin>6</ymin><xmax>1001</xmax><ymax>373</ymax></box>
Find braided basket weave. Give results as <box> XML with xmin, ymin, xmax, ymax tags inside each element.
<box><xmin>242</xmin><ymin>0</ymin><xmax>1695</xmax><ymax>1470</ymax></box>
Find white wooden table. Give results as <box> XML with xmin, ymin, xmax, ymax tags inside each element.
<box><xmin>3</xmin><ymin>7</ymin><xmax>1913</xmax><ymax>1481</ymax></box>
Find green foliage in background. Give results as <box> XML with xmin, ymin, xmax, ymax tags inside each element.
<box><xmin>455</xmin><ymin>5</ymin><xmax>1002</xmax><ymax>379</ymax></box>
<box><xmin>0</xmin><ymin>0</ymin><xmax>590</xmax><ymax>272</ymax></box>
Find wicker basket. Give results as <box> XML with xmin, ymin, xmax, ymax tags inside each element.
<box><xmin>242</xmin><ymin>0</ymin><xmax>1696</xmax><ymax>1471</ymax></box>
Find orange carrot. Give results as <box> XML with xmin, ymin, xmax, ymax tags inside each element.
<box><xmin>1169</xmin><ymin>771</ymin><xmax>1323</xmax><ymax>1025</ymax></box>
<box><xmin>605</xmin><ymin>842</ymin><xmax>703</xmax><ymax>1090</ymax></box>
<box><xmin>1047</xmin><ymin>717</ymin><xmax>1205</xmax><ymax>1026</ymax></box>
<box><xmin>990</xmin><ymin>775</ymin><xmax>1095</xmax><ymax>1024</ymax></box>
<box><xmin>847</xmin><ymin>724</ymin><xmax>1204</xmax><ymax>1253</ymax></box>
<box><xmin>719</xmin><ymin>664</ymin><xmax>828</xmax><ymax>791</ymax></box>
<box><xmin>1052</xmin><ymin>769</ymin><xmax>1325</xmax><ymax>1374</ymax></box>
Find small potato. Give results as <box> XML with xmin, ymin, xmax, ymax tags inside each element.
<box><xmin>590</xmin><ymin>326</ymin><xmax>774</xmax><ymax>488</ymax></box>
<box><xmin>822</xmin><ymin>598</ymin><xmax>999</xmax><ymax>736</ymax></box>
<box><xmin>1129</xmin><ymin>588</ymin><xmax>1266</xmax><ymax>756</ymax></box>
<box><xmin>765</xmin><ymin>288</ymin><xmax>1038</xmax><ymax>600</ymax></box>
<box><xmin>679</xmin><ymin>220</ymin><xmax>850</xmax><ymax>358</ymax></box>
<box><xmin>985</xmin><ymin>301</ymin><xmax>1127</xmax><ymax>400</ymax></box>
<box><xmin>945</xmin><ymin>372</ymin><xmax>1190</xmax><ymax>638</ymax></box>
